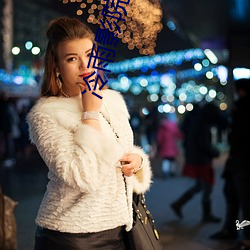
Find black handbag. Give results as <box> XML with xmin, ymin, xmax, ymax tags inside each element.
<box><xmin>126</xmin><ymin>193</ymin><xmax>163</xmax><ymax>250</ymax></box>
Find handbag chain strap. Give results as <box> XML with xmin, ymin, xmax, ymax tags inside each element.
<box><xmin>102</xmin><ymin>106</ymin><xmax>160</xmax><ymax>240</ymax></box>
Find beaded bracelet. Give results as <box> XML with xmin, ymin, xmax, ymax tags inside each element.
<box><xmin>82</xmin><ymin>111</ymin><xmax>99</xmax><ymax>121</ymax></box>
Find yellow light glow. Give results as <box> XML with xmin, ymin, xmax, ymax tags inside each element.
<box><xmin>77</xmin><ymin>10</ymin><xmax>83</xmax><ymax>15</ymax></box>
<box><xmin>80</xmin><ymin>3</ymin><xmax>86</xmax><ymax>8</ymax></box>
<box><xmin>62</xmin><ymin>0</ymin><xmax>163</xmax><ymax>55</ymax></box>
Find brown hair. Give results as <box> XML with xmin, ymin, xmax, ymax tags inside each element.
<box><xmin>40</xmin><ymin>17</ymin><xmax>106</xmax><ymax>97</ymax></box>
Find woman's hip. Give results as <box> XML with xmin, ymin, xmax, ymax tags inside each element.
<box><xmin>34</xmin><ymin>226</ymin><xmax>127</xmax><ymax>250</ymax></box>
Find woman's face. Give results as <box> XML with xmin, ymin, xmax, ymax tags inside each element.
<box><xmin>56</xmin><ymin>38</ymin><xmax>95</xmax><ymax>96</ymax></box>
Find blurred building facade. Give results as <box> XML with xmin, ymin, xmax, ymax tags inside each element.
<box><xmin>2</xmin><ymin>0</ymin><xmax>62</xmax><ymax>70</ymax></box>
<box><xmin>0</xmin><ymin>0</ymin><xmax>249</xmax><ymax>109</ymax></box>
<box><xmin>0</xmin><ymin>0</ymin><xmax>63</xmax><ymax>97</ymax></box>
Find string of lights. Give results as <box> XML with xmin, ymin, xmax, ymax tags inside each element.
<box><xmin>107</xmin><ymin>48</ymin><xmax>205</xmax><ymax>73</ymax></box>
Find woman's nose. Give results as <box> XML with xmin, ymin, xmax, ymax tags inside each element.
<box><xmin>79</xmin><ymin>58</ymin><xmax>88</xmax><ymax>69</ymax></box>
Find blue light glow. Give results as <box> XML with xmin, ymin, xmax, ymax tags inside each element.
<box><xmin>108</xmin><ymin>48</ymin><xmax>205</xmax><ymax>73</ymax></box>
<box><xmin>25</xmin><ymin>41</ymin><xmax>33</xmax><ymax>50</ymax></box>
<box><xmin>233</xmin><ymin>67</ymin><xmax>250</xmax><ymax>80</ymax></box>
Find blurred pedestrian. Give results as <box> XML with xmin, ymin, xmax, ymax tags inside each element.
<box><xmin>156</xmin><ymin>113</ymin><xmax>183</xmax><ymax>177</ymax></box>
<box><xmin>211</xmin><ymin>78</ymin><xmax>250</xmax><ymax>250</ymax></box>
<box><xmin>1</xmin><ymin>96</ymin><xmax>20</xmax><ymax>168</ymax></box>
<box><xmin>171</xmin><ymin>102</ymin><xmax>227</xmax><ymax>223</ymax></box>
<box><xmin>18</xmin><ymin>104</ymin><xmax>31</xmax><ymax>154</ymax></box>
<box><xmin>144</xmin><ymin>105</ymin><xmax>159</xmax><ymax>157</ymax></box>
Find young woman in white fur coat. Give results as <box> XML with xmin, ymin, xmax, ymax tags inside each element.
<box><xmin>26</xmin><ymin>17</ymin><xmax>152</xmax><ymax>250</ymax></box>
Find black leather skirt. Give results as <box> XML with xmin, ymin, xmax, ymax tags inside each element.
<box><xmin>34</xmin><ymin>226</ymin><xmax>128</xmax><ymax>250</ymax></box>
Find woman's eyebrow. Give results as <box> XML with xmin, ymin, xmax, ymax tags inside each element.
<box><xmin>85</xmin><ymin>48</ymin><xmax>92</xmax><ymax>54</ymax></box>
<box><xmin>64</xmin><ymin>53</ymin><xmax>78</xmax><ymax>58</ymax></box>
<box><xmin>63</xmin><ymin>48</ymin><xmax>93</xmax><ymax>58</ymax></box>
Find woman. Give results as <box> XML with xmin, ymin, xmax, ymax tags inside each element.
<box><xmin>156</xmin><ymin>114</ymin><xmax>183</xmax><ymax>177</ymax></box>
<box><xmin>27</xmin><ymin>17</ymin><xmax>152</xmax><ymax>250</ymax></box>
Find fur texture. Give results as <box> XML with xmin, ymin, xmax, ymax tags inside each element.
<box><xmin>27</xmin><ymin>89</ymin><xmax>152</xmax><ymax>233</ymax></box>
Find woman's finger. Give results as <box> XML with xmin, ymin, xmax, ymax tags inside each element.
<box><xmin>77</xmin><ymin>83</ymin><xmax>86</xmax><ymax>93</ymax></box>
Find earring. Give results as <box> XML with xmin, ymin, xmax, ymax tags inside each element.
<box><xmin>56</xmin><ymin>72</ymin><xmax>62</xmax><ymax>89</ymax></box>
<box><xmin>56</xmin><ymin>72</ymin><xmax>69</xmax><ymax>98</ymax></box>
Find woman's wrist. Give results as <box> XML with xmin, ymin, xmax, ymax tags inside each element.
<box><xmin>82</xmin><ymin>111</ymin><xmax>101</xmax><ymax>131</ymax></box>
<box><xmin>82</xmin><ymin>111</ymin><xmax>99</xmax><ymax>121</ymax></box>
<box><xmin>138</xmin><ymin>157</ymin><xmax>143</xmax><ymax>170</ymax></box>
<box><xmin>138</xmin><ymin>159</ymin><xmax>143</xmax><ymax>170</ymax></box>
<box><xmin>134</xmin><ymin>157</ymin><xmax>143</xmax><ymax>174</ymax></box>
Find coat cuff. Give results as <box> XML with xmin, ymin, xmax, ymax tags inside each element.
<box><xmin>129</xmin><ymin>146</ymin><xmax>153</xmax><ymax>194</ymax></box>
<box><xmin>74</xmin><ymin>123</ymin><xmax>125</xmax><ymax>167</ymax></box>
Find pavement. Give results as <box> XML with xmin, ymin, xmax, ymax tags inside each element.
<box><xmin>1</xmin><ymin>148</ymin><xmax>239</xmax><ymax>250</ymax></box>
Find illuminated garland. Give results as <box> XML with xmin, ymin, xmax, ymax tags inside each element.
<box><xmin>107</xmin><ymin>48</ymin><xmax>205</xmax><ymax>73</ymax></box>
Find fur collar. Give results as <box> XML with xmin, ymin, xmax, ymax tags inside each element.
<box><xmin>30</xmin><ymin>89</ymin><xmax>130</xmax><ymax>131</ymax></box>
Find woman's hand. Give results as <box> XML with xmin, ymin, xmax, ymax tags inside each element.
<box><xmin>120</xmin><ymin>153</ymin><xmax>143</xmax><ymax>177</ymax></box>
<box><xmin>78</xmin><ymin>78</ymin><xmax>102</xmax><ymax>112</ymax></box>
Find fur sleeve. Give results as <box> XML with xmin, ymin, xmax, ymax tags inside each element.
<box><xmin>26</xmin><ymin>111</ymin><xmax>125</xmax><ymax>193</ymax></box>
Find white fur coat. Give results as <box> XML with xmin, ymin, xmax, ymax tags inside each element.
<box><xmin>27</xmin><ymin>89</ymin><xmax>152</xmax><ymax>233</ymax></box>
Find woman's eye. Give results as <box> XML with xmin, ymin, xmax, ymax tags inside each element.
<box><xmin>87</xmin><ymin>52</ymin><xmax>95</xmax><ymax>57</ymax></box>
<box><xmin>67</xmin><ymin>57</ymin><xmax>77</xmax><ymax>62</ymax></box>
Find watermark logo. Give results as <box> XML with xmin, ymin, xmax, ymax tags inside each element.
<box><xmin>82</xmin><ymin>0</ymin><xmax>130</xmax><ymax>99</ymax></box>
<box><xmin>236</xmin><ymin>220</ymin><xmax>250</xmax><ymax>230</ymax></box>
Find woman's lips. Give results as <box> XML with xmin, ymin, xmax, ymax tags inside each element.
<box><xmin>79</xmin><ymin>72</ymin><xmax>93</xmax><ymax>78</ymax></box>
